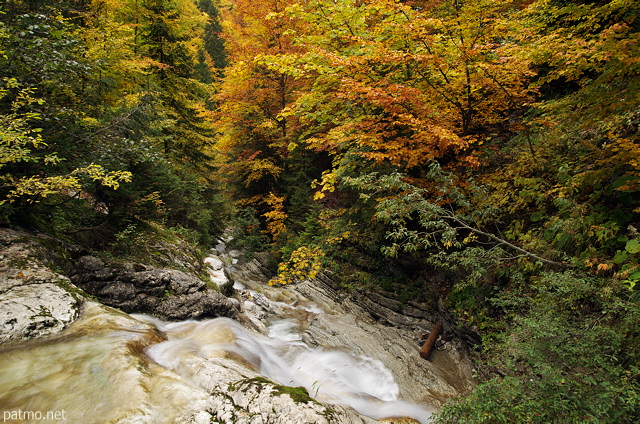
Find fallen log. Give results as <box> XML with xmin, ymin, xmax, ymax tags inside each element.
<box><xmin>419</xmin><ymin>323</ymin><xmax>443</xmax><ymax>360</ymax></box>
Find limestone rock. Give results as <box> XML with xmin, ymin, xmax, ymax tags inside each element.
<box><xmin>0</xmin><ymin>304</ymin><xmax>382</xmax><ymax>424</ymax></box>
<box><xmin>155</xmin><ymin>290</ymin><xmax>238</xmax><ymax>320</ymax></box>
<box><xmin>0</xmin><ymin>282</ymin><xmax>80</xmax><ymax>343</ymax></box>
<box><xmin>230</xmin><ymin>257</ymin><xmax>476</xmax><ymax>412</ymax></box>
<box><xmin>0</xmin><ymin>228</ymin><xmax>82</xmax><ymax>343</ymax></box>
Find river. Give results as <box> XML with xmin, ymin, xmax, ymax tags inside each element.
<box><xmin>0</xmin><ymin>247</ymin><xmax>474</xmax><ymax>423</ymax></box>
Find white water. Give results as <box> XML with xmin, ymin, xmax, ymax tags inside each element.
<box><xmin>267</xmin><ymin>318</ymin><xmax>302</xmax><ymax>341</ymax></box>
<box><xmin>201</xmin><ymin>251</ymin><xmax>433</xmax><ymax>423</ymax></box>
<box><xmin>140</xmin><ymin>315</ymin><xmax>432</xmax><ymax>423</ymax></box>
<box><xmin>0</xmin><ymin>248</ymin><xmax>434</xmax><ymax>424</ymax></box>
<box><xmin>0</xmin><ymin>304</ymin><xmax>431</xmax><ymax>423</ymax></box>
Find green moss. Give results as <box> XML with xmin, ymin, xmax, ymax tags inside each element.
<box><xmin>232</xmin><ymin>377</ymin><xmax>319</xmax><ymax>405</ymax></box>
<box><xmin>271</xmin><ymin>384</ymin><xmax>316</xmax><ymax>404</ymax></box>
<box><xmin>6</xmin><ymin>255</ymin><xmax>31</xmax><ymax>268</ymax></box>
<box><xmin>54</xmin><ymin>276</ymin><xmax>96</xmax><ymax>302</ymax></box>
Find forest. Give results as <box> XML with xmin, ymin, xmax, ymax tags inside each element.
<box><xmin>1</xmin><ymin>0</ymin><xmax>639</xmax><ymax>422</ymax></box>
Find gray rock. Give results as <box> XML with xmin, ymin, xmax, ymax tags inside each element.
<box><xmin>0</xmin><ymin>304</ymin><xmax>384</xmax><ymax>424</ymax></box>
<box><xmin>71</xmin><ymin>256</ymin><xmax>237</xmax><ymax>320</ymax></box>
<box><xmin>166</xmin><ymin>270</ymin><xmax>205</xmax><ymax>295</ymax></box>
<box><xmin>230</xmin><ymin>257</ymin><xmax>476</xmax><ymax>412</ymax></box>
<box><xmin>0</xmin><ymin>229</ymin><xmax>83</xmax><ymax>342</ymax></box>
<box><xmin>155</xmin><ymin>290</ymin><xmax>238</xmax><ymax>320</ymax></box>
<box><xmin>205</xmin><ymin>256</ymin><xmax>224</xmax><ymax>271</ymax></box>
<box><xmin>0</xmin><ymin>282</ymin><xmax>80</xmax><ymax>342</ymax></box>
<box><xmin>228</xmin><ymin>249</ymin><xmax>243</xmax><ymax>259</ymax></box>
<box><xmin>76</xmin><ymin>255</ymin><xmax>105</xmax><ymax>272</ymax></box>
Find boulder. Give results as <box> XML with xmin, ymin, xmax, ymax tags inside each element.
<box><xmin>0</xmin><ymin>282</ymin><xmax>80</xmax><ymax>343</ymax></box>
<box><xmin>71</xmin><ymin>255</ymin><xmax>238</xmax><ymax>320</ymax></box>
<box><xmin>155</xmin><ymin>290</ymin><xmax>238</xmax><ymax>320</ymax></box>
<box><xmin>0</xmin><ymin>229</ymin><xmax>82</xmax><ymax>342</ymax></box>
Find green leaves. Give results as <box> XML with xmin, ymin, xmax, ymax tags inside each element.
<box><xmin>0</xmin><ymin>79</ymin><xmax>133</xmax><ymax>205</ymax></box>
<box><xmin>625</xmin><ymin>239</ymin><xmax>640</xmax><ymax>254</ymax></box>
<box><xmin>0</xmin><ymin>79</ymin><xmax>44</xmax><ymax>169</ymax></box>
<box><xmin>437</xmin><ymin>271</ymin><xmax>640</xmax><ymax>424</ymax></box>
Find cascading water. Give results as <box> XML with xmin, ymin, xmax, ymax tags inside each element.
<box><xmin>140</xmin><ymin>315</ymin><xmax>432</xmax><ymax>423</ymax></box>
<box><xmin>0</xmin><ymin>297</ymin><xmax>432</xmax><ymax>424</ymax></box>
<box><xmin>0</xmin><ymin>245</ymin><xmax>441</xmax><ymax>424</ymax></box>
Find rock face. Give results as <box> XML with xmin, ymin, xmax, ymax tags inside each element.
<box><xmin>295</xmin><ymin>276</ymin><xmax>476</xmax><ymax>409</ymax></box>
<box><xmin>70</xmin><ymin>255</ymin><xmax>238</xmax><ymax>320</ymax></box>
<box><xmin>0</xmin><ymin>228</ymin><xmax>239</xmax><ymax>342</ymax></box>
<box><xmin>0</xmin><ymin>227</ymin><xmax>471</xmax><ymax>423</ymax></box>
<box><xmin>0</xmin><ymin>229</ymin><xmax>82</xmax><ymax>342</ymax></box>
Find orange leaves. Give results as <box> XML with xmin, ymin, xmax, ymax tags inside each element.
<box><xmin>337</xmin><ymin>77</ymin><xmax>422</xmax><ymax>115</ymax></box>
<box><xmin>259</xmin><ymin>0</ymin><xmax>532</xmax><ymax>180</ymax></box>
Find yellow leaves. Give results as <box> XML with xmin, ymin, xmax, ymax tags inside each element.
<box><xmin>463</xmin><ymin>234</ymin><xmax>478</xmax><ymax>244</ymax></box>
<box><xmin>5</xmin><ymin>176</ymin><xmax>81</xmax><ymax>203</ymax></box>
<box><xmin>0</xmin><ymin>79</ymin><xmax>132</xmax><ymax>205</ymax></box>
<box><xmin>269</xmin><ymin>246</ymin><xmax>325</xmax><ymax>286</ymax></box>
<box><xmin>243</xmin><ymin>159</ymin><xmax>284</xmax><ymax>186</ymax></box>
<box><xmin>312</xmin><ymin>170</ymin><xmax>338</xmax><ymax>200</ymax></box>
<box><xmin>74</xmin><ymin>164</ymin><xmax>132</xmax><ymax>190</ymax></box>
<box><xmin>237</xmin><ymin>193</ymin><xmax>288</xmax><ymax>240</ymax></box>
<box><xmin>3</xmin><ymin>165</ymin><xmax>132</xmax><ymax>204</ymax></box>
<box><xmin>262</xmin><ymin>192</ymin><xmax>287</xmax><ymax>240</ymax></box>
<box><xmin>132</xmin><ymin>191</ymin><xmax>164</xmax><ymax>211</ymax></box>
<box><xmin>326</xmin><ymin>231</ymin><xmax>351</xmax><ymax>245</ymax></box>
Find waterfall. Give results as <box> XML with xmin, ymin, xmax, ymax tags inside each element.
<box><xmin>0</xmin><ymin>302</ymin><xmax>432</xmax><ymax>424</ymax></box>
<box><xmin>0</xmin><ymin>244</ymin><xmax>448</xmax><ymax>424</ymax></box>
<box><xmin>140</xmin><ymin>315</ymin><xmax>432</xmax><ymax>423</ymax></box>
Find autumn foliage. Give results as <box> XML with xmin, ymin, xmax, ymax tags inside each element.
<box><xmin>1</xmin><ymin>0</ymin><xmax>639</xmax><ymax>422</ymax></box>
<box><xmin>216</xmin><ymin>1</ymin><xmax>640</xmax><ymax>422</ymax></box>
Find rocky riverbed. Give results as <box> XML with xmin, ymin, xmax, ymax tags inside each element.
<box><xmin>219</xmin><ymin>248</ymin><xmax>476</xmax><ymax>410</ymax></box>
<box><xmin>0</xmin><ymin>228</ymin><xmax>475</xmax><ymax>423</ymax></box>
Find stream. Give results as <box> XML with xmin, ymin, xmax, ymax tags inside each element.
<box><xmin>0</xmin><ymin>245</ymin><xmax>473</xmax><ymax>424</ymax></box>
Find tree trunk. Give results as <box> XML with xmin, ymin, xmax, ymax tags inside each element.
<box><xmin>419</xmin><ymin>323</ymin><xmax>443</xmax><ymax>360</ymax></box>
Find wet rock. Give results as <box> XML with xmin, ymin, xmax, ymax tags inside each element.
<box><xmin>229</xmin><ymin>257</ymin><xmax>476</xmax><ymax>412</ymax></box>
<box><xmin>155</xmin><ymin>291</ymin><xmax>238</xmax><ymax>320</ymax></box>
<box><xmin>205</xmin><ymin>255</ymin><xmax>224</xmax><ymax>270</ymax></box>
<box><xmin>0</xmin><ymin>304</ymin><xmax>383</xmax><ymax>424</ymax></box>
<box><xmin>296</xmin><ymin>277</ymin><xmax>476</xmax><ymax>408</ymax></box>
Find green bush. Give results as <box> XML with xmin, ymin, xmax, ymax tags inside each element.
<box><xmin>435</xmin><ymin>272</ymin><xmax>640</xmax><ymax>424</ymax></box>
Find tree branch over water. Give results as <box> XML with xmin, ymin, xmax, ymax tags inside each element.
<box><xmin>345</xmin><ymin>164</ymin><xmax>573</xmax><ymax>269</ymax></box>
